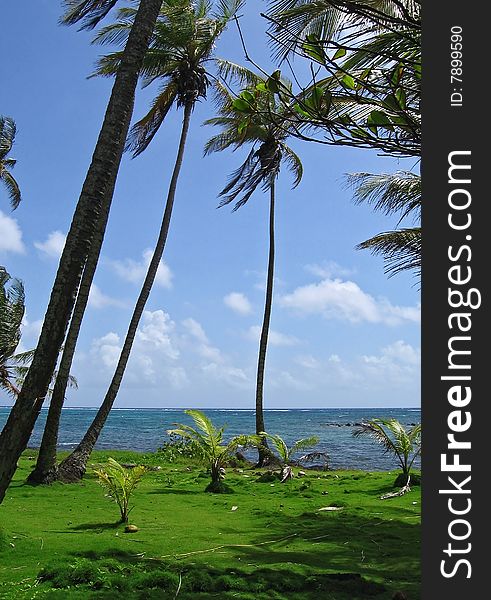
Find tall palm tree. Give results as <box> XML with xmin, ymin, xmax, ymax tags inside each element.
<box><xmin>347</xmin><ymin>171</ymin><xmax>421</xmax><ymax>280</ymax></box>
<box><xmin>204</xmin><ymin>69</ymin><xmax>303</xmax><ymax>465</ymax></box>
<box><xmin>0</xmin><ymin>0</ymin><xmax>163</xmax><ymax>505</ymax></box>
<box><xmin>55</xmin><ymin>0</ymin><xmax>239</xmax><ymax>482</ymax></box>
<box><xmin>0</xmin><ymin>117</ymin><xmax>21</xmax><ymax>210</ymax></box>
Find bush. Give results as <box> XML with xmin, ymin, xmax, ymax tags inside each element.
<box><xmin>156</xmin><ymin>435</ymin><xmax>196</xmax><ymax>463</ymax></box>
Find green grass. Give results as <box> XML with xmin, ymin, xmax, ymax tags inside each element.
<box><xmin>0</xmin><ymin>450</ymin><xmax>420</xmax><ymax>599</ymax></box>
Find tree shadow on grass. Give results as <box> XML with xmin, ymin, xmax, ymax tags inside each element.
<box><xmin>231</xmin><ymin>509</ymin><xmax>420</xmax><ymax>599</ymax></box>
<box><xmin>69</xmin><ymin>522</ymin><xmax>121</xmax><ymax>531</ymax></box>
<box><xmin>37</xmin><ymin>548</ymin><xmax>388</xmax><ymax>599</ymax></box>
<box><xmin>147</xmin><ymin>488</ymin><xmax>201</xmax><ymax>495</ymax></box>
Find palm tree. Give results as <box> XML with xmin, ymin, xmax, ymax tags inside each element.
<box><xmin>353</xmin><ymin>418</ymin><xmax>421</xmax><ymax>484</ymax></box>
<box><xmin>0</xmin><ymin>269</ymin><xmax>77</xmax><ymax>401</ymax></box>
<box><xmin>54</xmin><ymin>0</ymin><xmax>239</xmax><ymax>483</ymax></box>
<box><xmin>262</xmin><ymin>433</ymin><xmax>326</xmax><ymax>481</ymax></box>
<box><xmin>0</xmin><ymin>268</ymin><xmax>25</xmax><ymax>396</ymax></box>
<box><xmin>0</xmin><ymin>0</ymin><xmax>164</xmax><ymax>505</ymax></box>
<box><xmin>168</xmin><ymin>409</ymin><xmax>253</xmax><ymax>492</ymax></box>
<box><xmin>0</xmin><ymin>117</ymin><xmax>21</xmax><ymax>210</ymax></box>
<box><xmin>267</xmin><ymin>1</ymin><xmax>421</xmax><ymax>278</ymax></box>
<box><xmin>347</xmin><ymin>171</ymin><xmax>421</xmax><ymax>280</ymax></box>
<box><xmin>204</xmin><ymin>69</ymin><xmax>302</xmax><ymax>465</ymax></box>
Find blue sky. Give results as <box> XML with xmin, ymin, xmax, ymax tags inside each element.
<box><xmin>0</xmin><ymin>1</ymin><xmax>420</xmax><ymax>408</ymax></box>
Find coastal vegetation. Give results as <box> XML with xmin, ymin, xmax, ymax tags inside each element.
<box><xmin>167</xmin><ymin>409</ymin><xmax>256</xmax><ymax>492</ymax></box>
<box><xmin>353</xmin><ymin>419</ymin><xmax>422</xmax><ymax>490</ymax></box>
<box><xmin>0</xmin><ymin>0</ymin><xmax>421</xmax><ymax>500</ymax></box>
<box><xmin>0</xmin><ymin>448</ymin><xmax>421</xmax><ymax>599</ymax></box>
<box><xmin>1</xmin><ymin>2</ymin><xmax>421</xmax><ymax>596</ymax></box>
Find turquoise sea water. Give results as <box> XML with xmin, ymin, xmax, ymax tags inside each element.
<box><xmin>0</xmin><ymin>406</ymin><xmax>421</xmax><ymax>471</ymax></box>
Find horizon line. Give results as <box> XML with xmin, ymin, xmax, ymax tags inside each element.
<box><xmin>1</xmin><ymin>405</ymin><xmax>421</xmax><ymax>410</ymax></box>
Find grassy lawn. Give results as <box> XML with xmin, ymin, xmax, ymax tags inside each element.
<box><xmin>0</xmin><ymin>450</ymin><xmax>420</xmax><ymax>599</ymax></box>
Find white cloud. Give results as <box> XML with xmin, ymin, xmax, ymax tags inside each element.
<box><xmin>91</xmin><ymin>332</ymin><xmax>121</xmax><ymax>369</ymax></box>
<box><xmin>270</xmin><ymin>370</ymin><xmax>313</xmax><ymax>391</ymax></box>
<box><xmin>305</xmin><ymin>261</ymin><xmax>355</xmax><ymax>279</ymax></box>
<box><xmin>183</xmin><ymin>317</ymin><xmax>224</xmax><ymax>363</ymax></box>
<box><xmin>295</xmin><ymin>354</ymin><xmax>320</xmax><ymax>369</ymax></box>
<box><xmin>223</xmin><ymin>292</ymin><xmax>252</xmax><ymax>315</ymax></box>
<box><xmin>0</xmin><ymin>210</ymin><xmax>25</xmax><ymax>254</ymax></box>
<box><xmin>183</xmin><ymin>317</ymin><xmax>250</xmax><ymax>388</ymax></box>
<box><xmin>136</xmin><ymin>310</ymin><xmax>179</xmax><ymax>359</ymax></box>
<box><xmin>362</xmin><ymin>340</ymin><xmax>421</xmax><ymax>369</ymax></box>
<box><xmin>108</xmin><ymin>248</ymin><xmax>172</xmax><ymax>288</ymax></box>
<box><xmin>201</xmin><ymin>362</ymin><xmax>249</xmax><ymax>387</ymax></box>
<box><xmin>89</xmin><ymin>310</ymin><xmax>183</xmax><ymax>387</ymax></box>
<box><xmin>280</xmin><ymin>277</ymin><xmax>420</xmax><ymax>326</ymax></box>
<box><xmin>88</xmin><ymin>284</ymin><xmax>125</xmax><ymax>309</ymax></box>
<box><xmin>16</xmin><ymin>315</ymin><xmax>43</xmax><ymax>353</ymax></box>
<box><xmin>182</xmin><ymin>317</ymin><xmax>209</xmax><ymax>344</ymax></box>
<box><xmin>246</xmin><ymin>325</ymin><xmax>300</xmax><ymax>347</ymax></box>
<box><xmin>34</xmin><ymin>230</ymin><xmax>66</xmax><ymax>258</ymax></box>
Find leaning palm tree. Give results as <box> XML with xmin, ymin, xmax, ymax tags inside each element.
<box><xmin>347</xmin><ymin>171</ymin><xmax>421</xmax><ymax>281</ymax></box>
<box><xmin>168</xmin><ymin>409</ymin><xmax>253</xmax><ymax>492</ymax></box>
<box><xmin>353</xmin><ymin>418</ymin><xmax>421</xmax><ymax>487</ymax></box>
<box><xmin>54</xmin><ymin>0</ymin><xmax>240</xmax><ymax>483</ymax></box>
<box><xmin>0</xmin><ymin>117</ymin><xmax>21</xmax><ymax>210</ymax></box>
<box><xmin>0</xmin><ymin>0</ymin><xmax>163</xmax><ymax>505</ymax></box>
<box><xmin>204</xmin><ymin>68</ymin><xmax>303</xmax><ymax>465</ymax></box>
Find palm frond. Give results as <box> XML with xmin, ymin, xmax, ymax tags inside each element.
<box><xmin>289</xmin><ymin>435</ymin><xmax>319</xmax><ymax>457</ymax></box>
<box><xmin>8</xmin><ymin>348</ymin><xmax>36</xmax><ymax>365</ymax></box>
<box><xmin>263</xmin><ymin>433</ymin><xmax>289</xmax><ymax>463</ymax></box>
<box><xmin>203</xmin><ymin>130</ymin><xmax>241</xmax><ymax>154</ymax></box>
<box><xmin>91</xmin><ymin>12</ymin><xmax>135</xmax><ymax>46</ymax></box>
<box><xmin>0</xmin><ymin>116</ymin><xmax>16</xmax><ymax>160</ymax></box>
<box><xmin>0</xmin><ymin>116</ymin><xmax>22</xmax><ymax>209</ymax></box>
<box><xmin>126</xmin><ymin>81</ymin><xmax>179</xmax><ymax>156</ymax></box>
<box><xmin>215</xmin><ymin>59</ymin><xmax>261</xmax><ymax>87</ymax></box>
<box><xmin>357</xmin><ymin>226</ymin><xmax>421</xmax><ymax>278</ymax></box>
<box><xmin>213</xmin><ymin>0</ymin><xmax>244</xmax><ymax>22</ymax></box>
<box><xmin>184</xmin><ymin>409</ymin><xmax>220</xmax><ymax>440</ymax></box>
<box><xmin>353</xmin><ymin>419</ymin><xmax>397</xmax><ymax>455</ymax></box>
<box><xmin>0</xmin><ymin>171</ymin><xmax>22</xmax><ymax>210</ymax></box>
<box><xmin>347</xmin><ymin>171</ymin><xmax>420</xmax><ymax>221</ymax></box>
<box><xmin>61</xmin><ymin>0</ymin><xmax>119</xmax><ymax>30</ymax></box>
<box><xmin>281</xmin><ymin>144</ymin><xmax>303</xmax><ymax>188</ymax></box>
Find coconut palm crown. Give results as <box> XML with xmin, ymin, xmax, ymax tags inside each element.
<box><xmin>93</xmin><ymin>0</ymin><xmax>243</xmax><ymax>156</ymax></box>
<box><xmin>204</xmin><ymin>66</ymin><xmax>303</xmax><ymax>209</ymax></box>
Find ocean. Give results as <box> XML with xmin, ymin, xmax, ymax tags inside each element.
<box><xmin>0</xmin><ymin>406</ymin><xmax>421</xmax><ymax>471</ymax></box>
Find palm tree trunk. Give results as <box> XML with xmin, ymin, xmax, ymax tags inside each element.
<box><xmin>57</xmin><ymin>102</ymin><xmax>193</xmax><ymax>482</ymax></box>
<box><xmin>255</xmin><ymin>182</ymin><xmax>275</xmax><ymax>467</ymax></box>
<box><xmin>27</xmin><ymin>199</ymin><xmax>111</xmax><ymax>485</ymax></box>
<box><xmin>0</xmin><ymin>0</ymin><xmax>163</xmax><ymax>505</ymax></box>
